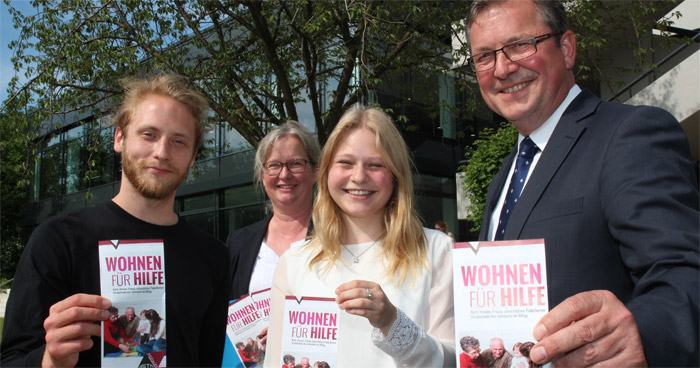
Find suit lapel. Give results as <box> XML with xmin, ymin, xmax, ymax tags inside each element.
<box><xmin>504</xmin><ymin>90</ymin><xmax>601</xmax><ymax>239</ymax></box>
<box><xmin>236</xmin><ymin>214</ymin><xmax>272</xmax><ymax>296</ymax></box>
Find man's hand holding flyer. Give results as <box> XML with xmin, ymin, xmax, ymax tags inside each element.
<box><xmin>99</xmin><ymin>239</ymin><xmax>167</xmax><ymax>368</ymax></box>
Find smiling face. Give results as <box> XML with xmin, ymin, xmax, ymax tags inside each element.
<box><xmin>469</xmin><ymin>0</ymin><xmax>576</xmax><ymax>135</ymax></box>
<box><xmin>467</xmin><ymin>346</ymin><xmax>481</xmax><ymax>359</ymax></box>
<box><xmin>114</xmin><ymin>94</ymin><xmax>196</xmax><ymax>201</ymax></box>
<box><xmin>261</xmin><ymin>135</ymin><xmax>317</xmax><ymax>211</ymax></box>
<box><xmin>327</xmin><ymin>127</ymin><xmax>394</xmax><ymax>225</ymax></box>
<box><xmin>491</xmin><ymin>339</ymin><xmax>505</xmax><ymax>359</ymax></box>
<box><xmin>125</xmin><ymin>307</ymin><xmax>135</xmax><ymax>321</ymax></box>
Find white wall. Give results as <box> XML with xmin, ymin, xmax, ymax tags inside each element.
<box><xmin>625</xmin><ymin>51</ymin><xmax>699</xmax><ymax>124</ymax></box>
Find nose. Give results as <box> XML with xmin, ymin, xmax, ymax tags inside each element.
<box><xmin>350</xmin><ymin>165</ymin><xmax>368</xmax><ymax>183</ymax></box>
<box><xmin>278</xmin><ymin>164</ymin><xmax>293</xmax><ymax>178</ymax></box>
<box><xmin>153</xmin><ymin>137</ymin><xmax>171</xmax><ymax>160</ymax></box>
<box><xmin>493</xmin><ymin>50</ymin><xmax>518</xmax><ymax>79</ymax></box>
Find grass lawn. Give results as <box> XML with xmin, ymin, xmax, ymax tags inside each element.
<box><xmin>0</xmin><ymin>317</ymin><xmax>4</xmax><ymax>344</ymax></box>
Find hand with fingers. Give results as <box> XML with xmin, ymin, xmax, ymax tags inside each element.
<box><xmin>42</xmin><ymin>293</ymin><xmax>112</xmax><ymax>368</ymax></box>
<box><xmin>257</xmin><ymin>327</ymin><xmax>268</xmax><ymax>347</ymax></box>
<box><xmin>335</xmin><ymin>280</ymin><xmax>397</xmax><ymax>336</ymax></box>
<box><xmin>530</xmin><ymin>290</ymin><xmax>647</xmax><ymax>367</ymax></box>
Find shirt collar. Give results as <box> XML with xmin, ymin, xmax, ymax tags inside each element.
<box><xmin>519</xmin><ymin>84</ymin><xmax>582</xmax><ymax>150</ymax></box>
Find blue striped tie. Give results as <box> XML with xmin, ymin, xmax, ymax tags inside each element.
<box><xmin>495</xmin><ymin>137</ymin><xmax>539</xmax><ymax>240</ymax></box>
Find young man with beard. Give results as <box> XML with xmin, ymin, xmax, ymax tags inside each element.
<box><xmin>0</xmin><ymin>74</ymin><xmax>230</xmax><ymax>367</ymax></box>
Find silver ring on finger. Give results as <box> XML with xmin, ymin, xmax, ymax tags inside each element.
<box><xmin>366</xmin><ymin>288</ymin><xmax>372</xmax><ymax>299</ymax></box>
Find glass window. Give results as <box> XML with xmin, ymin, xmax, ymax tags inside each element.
<box><xmin>182</xmin><ymin>211</ymin><xmax>215</xmax><ymax>236</ymax></box>
<box><xmin>86</xmin><ymin>127</ymin><xmax>116</xmax><ymax>187</ymax></box>
<box><xmin>31</xmin><ymin>158</ymin><xmax>39</xmax><ymax>202</ymax></box>
<box><xmin>39</xmin><ymin>144</ymin><xmax>62</xmax><ymax>200</ymax></box>
<box><xmin>65</xmin><ymin>136</ymin><xmax>84</xmax><ymax>194</ymax></box>
<box><xmin>65</xmin><ymin>124</ymin><xmax>84</xmax><ymax>141</ymax></box>
<box><xmin>182</xmin><ymin>193</ymin><xmax>216</xmax><ymax>212</ymax></box>
<box><xmin>220</xmin><ymin>203</ymin><xmax>265</xmax><ymax>241</ymax></box>
<box><xmin>222</xmin><ymin>124</ymin><xmax>253</xmax><ymax>154</ymax></box>
<box><xmin>415</xmin><ymin>174</ymin><xmax>458</xmax><ymax>240</ymax></box>
<box><xmin>46</xmin><ymin>134</ymin><xmax>60</xmax><ymax>147</ymax></box>
<box><xmin>196</xmin><ymin>123</ymin><xmax>218</xmax><ymax>160</ymax></box>
<box><xmin>223</xmin><ymin>185</ymin><xmax>263</xmax><ymax>207</ymax></box>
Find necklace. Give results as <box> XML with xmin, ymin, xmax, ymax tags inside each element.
<box><xmin>342</xmin><ymin>241</ymin><xmax>377</xmax><ymax>263</ymax></box>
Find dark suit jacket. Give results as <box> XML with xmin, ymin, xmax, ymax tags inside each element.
<box><xmin>227</xmin><ymin>214</ymin><xmax>273</xmax><ymax>300</ymax></box>
<box><xmin>226</xmin><ymin>214</ymin><xmax>314</xmax><ymax>301</ymax></box>
<box><xmin>478</xmin><ymin>90</ymin><xmax>699</xmax><ymax>366</ymax></box>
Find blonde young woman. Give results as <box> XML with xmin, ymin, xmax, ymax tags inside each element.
<box><xmin>265</xmin><ymin>107</ymin><xmax>455</xmax><ymax>367</ymax></box>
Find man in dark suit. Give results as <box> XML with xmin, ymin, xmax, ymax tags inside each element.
<box><xmin>466</xmin><ymin>0</ymin><xmax>699</xmax><ymax>366</ymax></box>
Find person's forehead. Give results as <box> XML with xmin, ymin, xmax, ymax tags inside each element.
<box><xmin>469</xmin><ymin>1</ymin><xmax>545</xmax><ymax>50</ymax></box>
<box><xmin>130</xmin><ymin>95</ymin><xmax>197</xmax><ymax>138</ymax></box>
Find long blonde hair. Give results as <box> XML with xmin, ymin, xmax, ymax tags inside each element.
<box><xmin>308</xmin><ymin>106</ymin><xmax>427</xmax><ymax>284</ymax></box>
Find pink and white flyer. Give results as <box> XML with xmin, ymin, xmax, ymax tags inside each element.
<box><xmin>280</xmin><ymin>296</ymin><xmax>338</xmax><ymax>367</ymax></box>
<box><xmin>453</xmin><ymin>239</ymin><xmax>548</xmax><ymax>368</ymax></box>
<box><xmin>99</xmin><ymin>239</ymin><xmax>166</xmax><ymax>368</ymax></box>
<box><xmin>226</xmin><ymin>289</ymin><xmax>271</xmax><ymax>367</ymax></box>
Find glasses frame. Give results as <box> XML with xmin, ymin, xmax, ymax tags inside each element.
<box><xmin>469</xmin><ymin>32</ymin><xmax>563</xmax><ymax>72</ymax></box>
<box><xmin>262</xmin><ymin>158</ymin><xmax>309</xmax><ymax>176</ymax></box>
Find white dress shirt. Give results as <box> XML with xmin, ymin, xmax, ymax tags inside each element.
<box><xmin>488</xmin><ymin>84</ymin><xmax>583</xmax><ymax>241</ymax></box>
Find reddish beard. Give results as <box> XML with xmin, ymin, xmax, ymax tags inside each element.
<box><xmin>121</xmin><ymin>149</ymin><xmax>189</xmax><ymax>200</ymax></box>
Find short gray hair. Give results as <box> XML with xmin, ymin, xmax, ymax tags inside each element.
<box><xmin>254</xmin><ymin>121</ymin><xmax>320</xmax><ymax>187</ymax></box>
<box><xmin>465</xmin><ymin>0</ymin><xmax>569</xmax><ymax>47</ymax></box>
<box><xmin>460</xmin><ymin>335</ymin><xmax>480</xmax><ymax>352</ymax></box>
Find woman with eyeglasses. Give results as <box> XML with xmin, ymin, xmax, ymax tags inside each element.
<box><xmin>226</xmin><ymin>119</ymin><xmax>320</xmax><ymax>302</ymax></box>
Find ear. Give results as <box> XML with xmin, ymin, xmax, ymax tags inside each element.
<box><xmin>113</xmin><ymin>127</ymin><xmax>124</xmax><ymax>153</ymax></box>
<box><xmin>312</xmin><ymin>164</ymin><xmax>319</xmax><ymax>181</ymax></box>
<box><xmin>559</xmin><ymin>29</ymin><xmax>577</xmax><ymax>70</ymax></box>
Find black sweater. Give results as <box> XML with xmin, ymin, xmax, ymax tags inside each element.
<box><xmin>1</xmin><ymin>201</ymin><xmax>230</xmax><ymax>367</ymax></box>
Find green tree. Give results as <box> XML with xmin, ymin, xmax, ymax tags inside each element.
<box><xmin>2</xmin><ymin>0</ymin><xmax>474</xmax><ymax>145</ymax></box>
<box><xmin>0</xmin><ymin>97</ymin><xmax>38</xmax><ymax>281</ymax></box>
<box><xmin>566</xmin><ymin>0</ymin><xmax>685</xmax><ymax>92</ymax></box>
<box><xmin>460</xmin><ymin>123</ymin><xmax>517</xmax><ymax>233</ymax></box>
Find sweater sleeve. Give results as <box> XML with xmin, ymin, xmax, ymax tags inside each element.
<box><xmin>372</xmin><ymin>231</ymin><xmax>456</xmax><ymax>367</ymax></box>
<box><xmin>0</xmin><ymin>219</ymin><xmax>78</xmax><ymax>367</ymax></box>
<box><xmin>104</xmin><ymin>321</ymin><xmax>122</xmax><ymax>348</ymax></box>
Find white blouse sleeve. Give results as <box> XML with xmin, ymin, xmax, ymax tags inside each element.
<box><xmin>372</xmin><ymin>231</ymin><xmax>456</xmax><ymax>367</ymax></box>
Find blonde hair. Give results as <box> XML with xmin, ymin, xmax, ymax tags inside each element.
<box><xmin>308</xmin><ymin>106</ymin><xmax>427</xmax><ymax>284</ymax></box>
<box><xmin>113</xmin><ymin>73</ymin><xmax>210</xmax><ymax>150</ymax></box>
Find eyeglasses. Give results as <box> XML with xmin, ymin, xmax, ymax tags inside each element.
<box><xmin>262</xmin><ymin>159</ymin><xmax>308</xmax><ymax>176</ymax></box>
<box><xmin>469</xmin><ymin>32</ymin><xmax>563</xmax><ymax>72</ymax></box>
